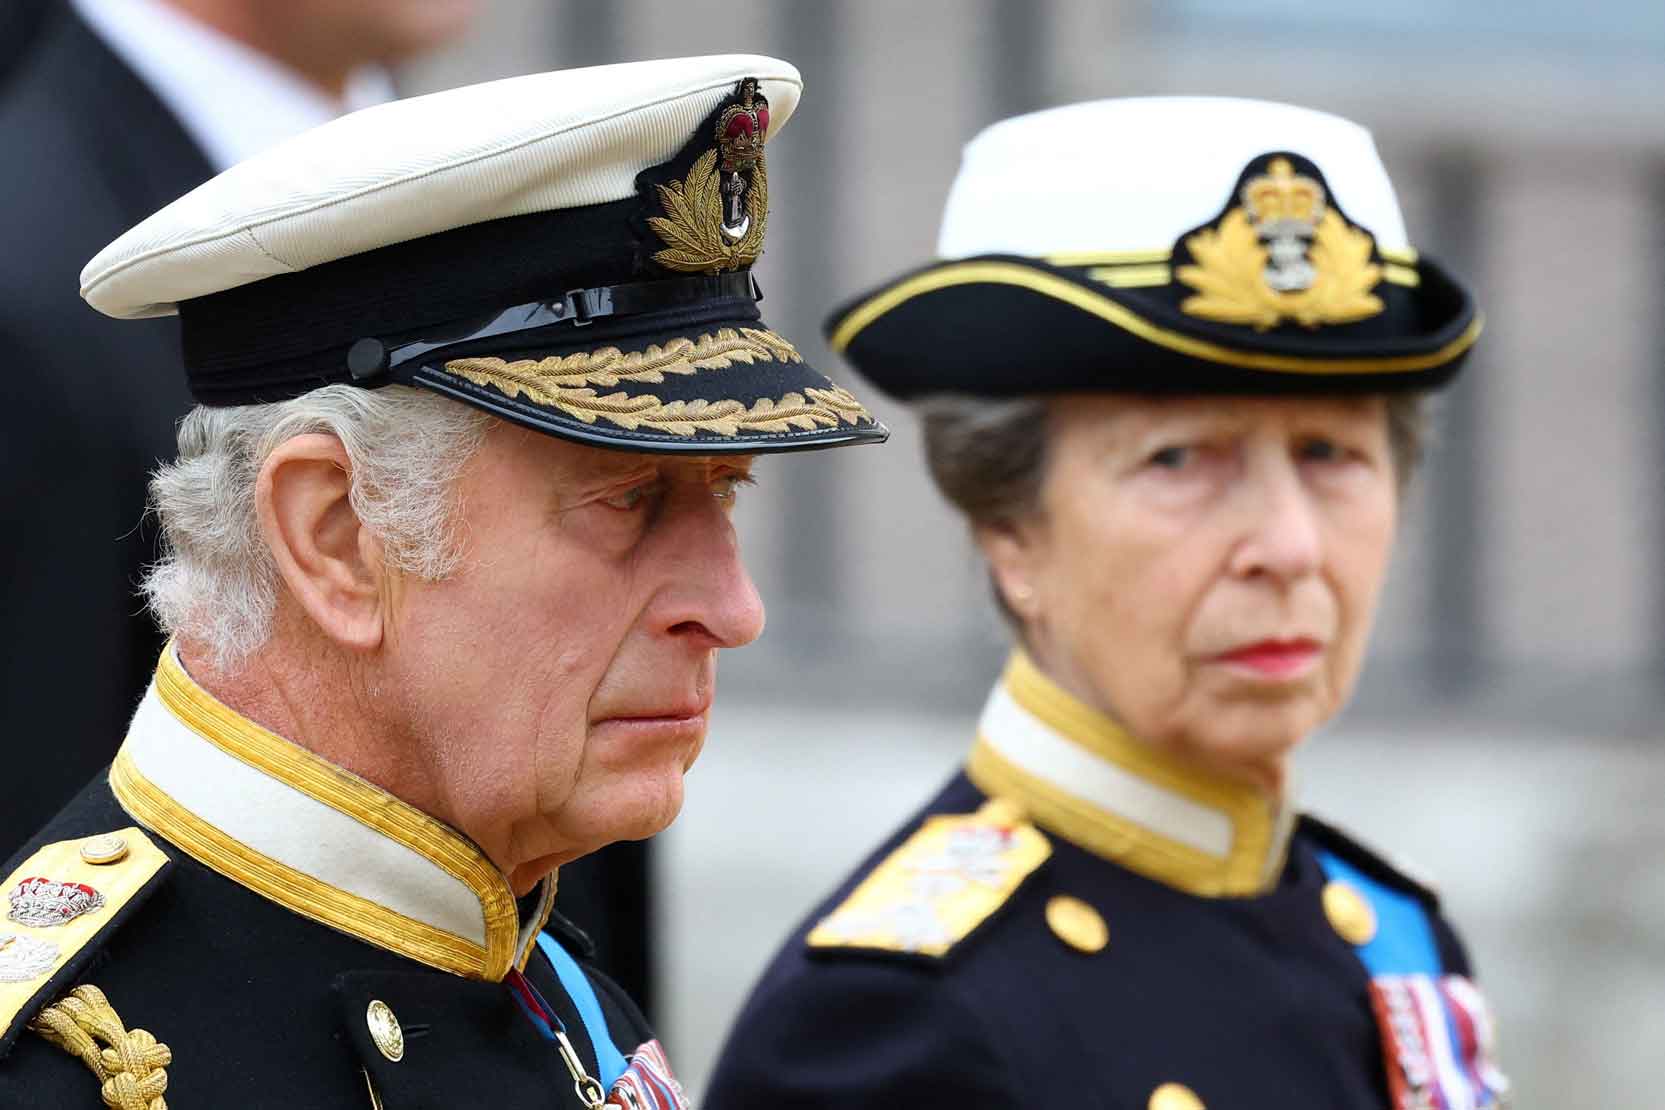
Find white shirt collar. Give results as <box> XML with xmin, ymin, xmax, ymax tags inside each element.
<box><xmin>71</xmin><ymin>0</ymin><xmax>393</xmax><ymax>172</ymax></box>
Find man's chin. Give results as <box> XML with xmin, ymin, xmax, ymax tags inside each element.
<box><xmin>591</xmin><ymin>772</ymin><xmax>689</xmax><ymax>847</ymax></box>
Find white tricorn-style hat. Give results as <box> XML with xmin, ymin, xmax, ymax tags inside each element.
<box><xmin>83</xmin><ymin>55</ymin><xmax>886</xmax><ymax>454</ymax></box>
<box><xmin>825</xmin><ymin>96</ymin><xmax>1481</xmax><ymax>398</ymax></box>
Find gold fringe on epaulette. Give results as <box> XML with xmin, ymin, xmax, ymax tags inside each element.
<box><xmin>29</xmin><ymin>985</ymin><xmax>171</xmax><ymax>1110</ymax></box>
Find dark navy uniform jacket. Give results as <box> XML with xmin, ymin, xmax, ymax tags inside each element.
<box><xmin>0</xmin><ymin>650</ymin><xmax>686</xmax><ymax>1109</ymax></box>
<box><xmin>708</xmin><ymin>654</ymin><xmax>1509</xmax><ymax>1110</ymax></box>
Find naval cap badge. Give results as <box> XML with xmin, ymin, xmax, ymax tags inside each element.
<box><xmin>714</xmin><ymin>76</ymin><xmax>770</xmax><ymax>241</ymax></box>
<box><xmin>1176</xmin><ymin>153</ymin><xmax>1385</xmax><ymax>331</ymax></box>
<box><xmin>648</xmin><ymin>77</ymin><xmax>772</xmax><ymax>273</ymax></box>
<box><xmin>7</xmin><ymin>876</ymin><xmax>107</xmax><ymax>929</ymax></box>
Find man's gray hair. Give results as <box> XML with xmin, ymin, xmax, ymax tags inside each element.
<box><xmin>142</xmin><ymin>385</ymin><xmax>490</xmax><ymax>668</ymax></box>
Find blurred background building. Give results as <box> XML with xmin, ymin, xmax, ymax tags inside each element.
<box><xmin>16</xmin><ymin>0</ymin><xmax>1656</xmax><ymax>1103</ymax></box>
<box><xmin>410</xmin><ymin>2</ymin><xmax>1665</xmax><ymax>1102</ymax></box>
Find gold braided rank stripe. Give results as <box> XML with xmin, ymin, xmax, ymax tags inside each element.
<box><xmin>828</xmin><ymin>260</ymin><xmax>1481</xmax><ymax>375</ymax></box>
<box><xmin>30</xmin><ymin>985</ymin><xmax>171</xmax><ymax>1110</ymax></box>
<box><xmin>444</xmin><ymin>328</ymin><xmax>873</xmax><ymax>438</ymax></box>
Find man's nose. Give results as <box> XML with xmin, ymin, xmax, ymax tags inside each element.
<box><xmin>655</xmin><ymin>495</ymin><xmax>766</xmax><ymax>650</ymax></box>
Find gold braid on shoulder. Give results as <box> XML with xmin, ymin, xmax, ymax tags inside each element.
<box><xmin>29</xmin><ymin>985</ymin><xmax>171</xmax><ymax>1110</ymax></box>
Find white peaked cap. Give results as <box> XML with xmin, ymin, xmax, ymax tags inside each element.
<box><xmin>936</xmin><ymin>96</ymin><xmax>1410</xmax><ymax>260</ymax></box>
<box><xmin>79</xmin><ymin>55</ymin><xmax>886</xmax><ymax>455</ymax></box>
<box><xmin>82</xmin><ymin>55</ymin><xmax>804</xmax><ymax>320</ymax></box>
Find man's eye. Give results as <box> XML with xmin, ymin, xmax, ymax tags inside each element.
<box><xmin>712</xmin><ymin>473</ymin><xmax>757</xmax><ymax>502</ymax></box>
<box><xmin>1147</xmin><ymin>445</ymin><xmax>1190</xmax><ymax>469</ymax></box>
<box><xmin>600</xmin><ymin>483</ymin><xmax>660</xmax><ymax>511</ymax></box>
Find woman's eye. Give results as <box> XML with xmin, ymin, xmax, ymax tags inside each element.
<box><xmin>712</xmin><ymin>473</ymin><xmax>757</xmax><ymax>502</ymax></box>
<box><xmin>1147</xmin><ymin>445</ymin><xmax>1191</xmax><ymax>469</ymax></box>
<box><xmin>600</xmin><ymin>482</ymin><xmax>660</xmax><ymax>511</ymax></box>
<box><xmin>1298</xmin><ymin>438</ymin><xmax>1345</xmax><ymax>463</ymax></box>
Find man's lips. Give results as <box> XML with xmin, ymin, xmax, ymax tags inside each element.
<box><xmin>592</xmin><ymin>698</ymin><xmax>713</xmax><ymax>726</ymax></box>
<box><xmin>1212</xmin><ymin>638</ymin><xmax>1323</xmax><ymax>679</ymax></box>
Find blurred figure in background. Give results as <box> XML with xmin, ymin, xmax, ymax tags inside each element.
<box><xmin>709</xmin><ymin>98</ymin><xmax>1509</xmax><ymax>1109</ymax></box>
<box><xmin>0</xmin><ymin>0</ymin><xmax>659</xmax><ymax>1018</ymax></box>
<box><xmin>0</xmin><ymin>0</ymin><xmax>461</xmax><ymax>849</ymax></box>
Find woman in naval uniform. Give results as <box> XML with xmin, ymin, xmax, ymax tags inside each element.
<box><xmin>707</xmin><ymin>98</ymin><xmax>1510</xmax><ymax>1110</ymax></box>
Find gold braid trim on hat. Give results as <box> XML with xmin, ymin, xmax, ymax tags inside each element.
<box><xmin>444</xmin><ymin>328</ymin><xmax>874</xmax><ymax>438</ymax></box>
<box><xmin>29</xmin><ymin>985</ymin><xmax>171</xmax><ymax>1110</ymax></box>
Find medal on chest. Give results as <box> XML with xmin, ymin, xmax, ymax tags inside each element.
<box><xmin>1369</xmin><ymin>974</ymin><xmax>1511</xmax><ymax>1110</ymax></box>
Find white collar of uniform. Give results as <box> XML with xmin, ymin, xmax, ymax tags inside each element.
<box><xmin>110</xmin><ymin>645</ymin><xmax>553</xmax><ymax>981</ymax></box>
<box><xmin>70</xmin><ymin>0</ymin><xmax>393</xmax><ymax>172</ymax></box>
<box><xmin>968</xmin><ymin>651</ymin><xmax>1297</xmax><ymax>897</ymax></box>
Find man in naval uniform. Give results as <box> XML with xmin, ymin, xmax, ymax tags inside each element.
<box><xmin>708</xmin><ymin>98</ymin><xmax>1508</xmax><ymax>1109</ymax></box>
<box><xmin>0</xmin><ymin>56</ymin><xmax>883</xmax><ymax>1108</ymax></box>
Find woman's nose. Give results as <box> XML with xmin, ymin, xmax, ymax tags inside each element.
<box><xmin>1227</xmin><ymin>459</ymin><xmax>1323</xmax><ymax>584</ymax></box>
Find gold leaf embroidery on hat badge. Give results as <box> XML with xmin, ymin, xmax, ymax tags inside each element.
<box><xmin>1176</xmin><ymin>157</ymin><xmax>1385</xmax><ymax>331</ymax></box>
<box><xmin>649</xmin><ymin>77</ymin><xmax>771</xmax><ymax>274</ymax></box>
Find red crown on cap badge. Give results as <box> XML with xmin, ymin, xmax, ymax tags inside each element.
<box><xmin>715</xmin><ymin>77</ymin><xmax>770</xmax><ymax>172</ymax></box>
<box><xmin>7</xmin><ymin>876</ymin><xmax>107</xmax><ymax>928</ymax></box>
<box><xmin>649</xmin><ymin>77</ymin><xmax>773</xmax><ymax>272</ymax></box>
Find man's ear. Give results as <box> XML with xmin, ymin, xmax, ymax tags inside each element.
<box><xmin>975</xmin><ymin>518</ymin><xmax>1044</xmax><ymax>623</ymax></box>
<box><xmin>256</xmin><ymin>434</ymin><xmax>386</xmax><ymax>651</ymax></box>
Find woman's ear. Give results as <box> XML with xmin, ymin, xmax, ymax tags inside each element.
<box><xmin>975</xmin><ymin>518</ymin><xmax>1044</xmax><ymax>623</ymax></box>
<box><xmin>255</xmin><ymin>434</ymin><xmax>386</xmax><ymax>652</ymax></box>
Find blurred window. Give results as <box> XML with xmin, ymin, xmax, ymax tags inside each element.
<box><xmin>1153</xmin><ymin>0</ymin><xmax>1665</xmax><ymax>55</ymax></box>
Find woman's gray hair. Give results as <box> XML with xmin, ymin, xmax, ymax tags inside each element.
<box><xmin>919</xmin><ymin>391</ymin><xmax>1430</xmax><ymax>627</ymax></box>
<box><xmin>142</xmin><ymin>385</ymin><xmax>491</xmax><ymax>669</ymax></box>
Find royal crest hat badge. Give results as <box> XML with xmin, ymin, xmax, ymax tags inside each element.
<box><xmin>1175</xmin><ymin>153</ymin><xmax>1386</xmax><ymax>331</ymax></box>
<box><xmin>649</xmin><ymin>77</ymin><xmax>772</xmax><ymax>273</ymax></box>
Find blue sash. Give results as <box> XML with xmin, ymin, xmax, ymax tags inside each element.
<box><xmin>537</xmin><ymin>932</ymin><xmax>629</xmax><ymax>1089</ymax></box>
<box><xmin>1315</xmin><ymin>849</ymin><xmax>1443</xmax><ymax>977</ymax></box>
<box><xmin>1315</xmin><ymin>849</ymin><xmax>1509</xmax><ymax>1109</ymax></box>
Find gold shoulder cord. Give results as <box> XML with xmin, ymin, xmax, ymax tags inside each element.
<box><xmin>29</xmin><ymin>985</ymin><xmax>171</xmax><ymax>1110</ymax></box>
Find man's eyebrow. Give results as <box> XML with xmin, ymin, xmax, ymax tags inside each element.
<box><xmin>574</xmin><ymin>455</ymin><xmax>661</xmax><ymax>482</ymax></box>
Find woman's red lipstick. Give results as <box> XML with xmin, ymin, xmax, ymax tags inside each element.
<box><xmin>1215</xmin><ymin>638</ymin><xmax>1322</xmax><ymax>679</ymax></box>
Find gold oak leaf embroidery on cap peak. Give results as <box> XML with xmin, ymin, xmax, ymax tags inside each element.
<box><xmin>531</xmin><ymin>386</ymin><xmax>870</xmax><ymax>437</ymax></box>
<box><xmin>443</xmin><ymin>328</ymin><xmax>872</xmax><ymax>438</ymax></box>
<box><xmin>444</xmin><ymin>327</ymin><xmax>801</xmax><ymax>390</ymax></box>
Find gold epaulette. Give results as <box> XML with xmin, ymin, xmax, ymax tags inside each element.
<box><xmin>1</xmin><ymin>829</ymin><xmax>170</xmax><ymax>1061</ymax></box>
<box><xmin>807</xmin><ymin>800</ymin><xmax>1050</xmax><ymax>958</ymax></box>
